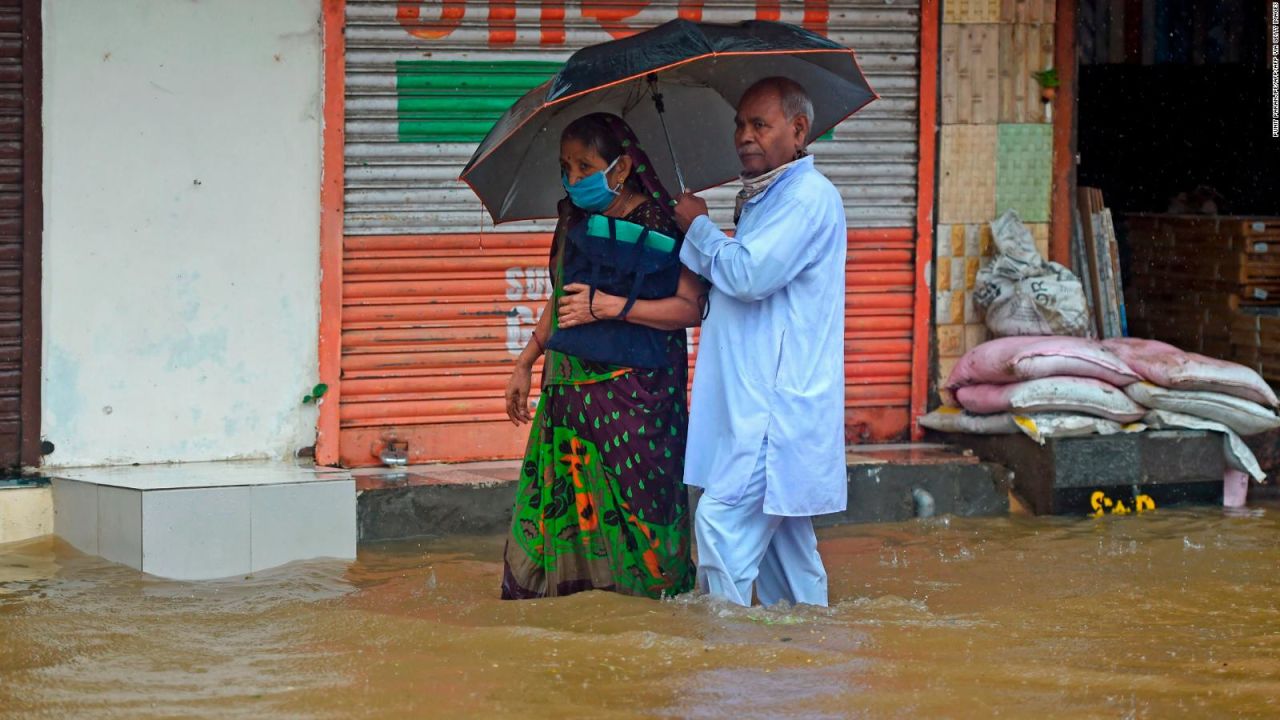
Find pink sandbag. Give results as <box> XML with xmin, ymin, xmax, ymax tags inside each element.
<box><xmin>1102</xmin><ymin>337</ymin><xmax>1279</xmax><ymax>408</ymax></box>
<box><xmin>945</xmin><ymin>336</ymin><xmax>1141</xmax><ymax>389</ymax></box>
<box><xmin>956</xmin><ymin>376</ymin><xmax>1147</xmax><ymax>423</ymax></box>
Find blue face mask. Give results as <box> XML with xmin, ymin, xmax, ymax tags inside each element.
<box><xmin>562</xmin><ymin>157</ymin><xmax>621</xmax><ymax>212</ymax></box>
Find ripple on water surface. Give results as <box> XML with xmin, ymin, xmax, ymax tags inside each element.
<box><xmin>2</xmin><ymin>506</ymin><xmax>1279</xmax><ymax>718</ymax></box>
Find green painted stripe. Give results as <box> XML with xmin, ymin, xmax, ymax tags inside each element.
<box><xmin>395</xmin><ymin>59</ymin><xmax>836</xmax><ymax>144</ymax></box>
<box><xmin>396</xmin><ymin>60</ymin><xmax>561</xmax><ymax>144</ymax></box>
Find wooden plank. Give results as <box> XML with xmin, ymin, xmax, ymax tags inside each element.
<box><xmin>1077</xmin><ymin>188</ymin><xmax>1106</xmax><ymax>337</ymax></box>
<box><xmin>1049</xmin><ymin>0</ymin><xmax>1073</xmax><ymax>265</ymax></box>
<box><xmin>1071</xmin><ymin>208</ymin><xmax>1098</xmax><ymax>337</ymax></box>
<box><xmin>1096</xmin><ymin>207</ymin><xmax>1116</xmax><ymax>336</ymax></box>
<box><xmin>1108</xmin><ymin>0</ymin><xmax>1126</xmax><ymax>63</ymax></box>
<box><xmin>1102</xmin><ymin>208</ymin><xmax>1126</xmax><ymax>335</ymax></box>
<box><xmin>1091</xmin><ymin>188</ymin><xmax>1118</xmax><ymax>337</ymax></box>
<box><xmin>1090</xmin><ymin>210</ymin><xmax>1115</xmax><ymax>337</ymax></box>
<box><xmin>1141</xmin><ymin>0</ymin><xmax>1156</xmax><ymax>64</ymax></box>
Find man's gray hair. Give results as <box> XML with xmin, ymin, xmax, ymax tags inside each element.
<box><xmin>747</xmin><ymin>77</ymin><xmax>815</xmax><ymax>125</ymax></box>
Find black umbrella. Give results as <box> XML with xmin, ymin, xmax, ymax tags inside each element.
<box><xmin>459</xmin><ymin>19</ymin><xmax>877</xmax><ymax>224</ymax></box>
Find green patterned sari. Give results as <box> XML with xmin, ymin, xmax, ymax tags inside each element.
<box><xmin>501</xmin><ymin>201</ymin><xmax>695</xmax><ymax>600</ymax></box>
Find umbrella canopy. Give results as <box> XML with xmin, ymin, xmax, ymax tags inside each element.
<box><xmin>459</xmin><ymin>19</ymin><xmax>877</xmax><ymax>225</ymax></box>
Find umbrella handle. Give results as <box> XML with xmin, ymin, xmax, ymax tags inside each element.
<box><xmin>647</xmin><ymin>74</ymin><xmax>687</xmax><ymax>193</ymax></box>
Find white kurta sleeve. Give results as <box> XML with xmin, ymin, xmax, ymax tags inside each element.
<box><xmin>679</xmin><ymin>215</ymin><xmax>716</xmax><ymax>278</ymax></box>
<box><xmin>680</xmin><ymin>197</ymin><xmax>822</xmax><ymax>302</ymax></box>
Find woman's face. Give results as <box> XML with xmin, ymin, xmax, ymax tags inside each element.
<box><xmin>560</xmin><ymin>137</ymin><xmax>628</xmax><ymax>188</ymax></box>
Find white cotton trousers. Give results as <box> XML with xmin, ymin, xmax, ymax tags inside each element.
<box><xmin>693</xmin><ymin>442</ymin><xmax>829</xmax><ymax>607</ymax></box>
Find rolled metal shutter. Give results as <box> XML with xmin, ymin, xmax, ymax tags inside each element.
<box><xmin>0</xmin><ymin>0</ymin><xmax>31</xmax><ymax>467</ymax></box>
<box><xmin>339</xmin><ymin>0</ymin><xmax>919</xmax><ymax>465</ymax></box>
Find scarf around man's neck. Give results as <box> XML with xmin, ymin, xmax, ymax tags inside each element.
<box><xmin>734</xmin><ymin>152</ymin><xmax>808</xmax><ymax>223</ymax></box>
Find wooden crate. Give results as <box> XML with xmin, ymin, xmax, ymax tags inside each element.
<box><xmin>1239</xmin><ymin>219</ymin><xmax>1280</xmax><ymax>237</ymax></box>
<box><xmin>1120</xmin><ymin>214</ymin><xmax>1280</xmax><ymax>385</ymax></box>
<box><xmin>1127</xmin><ymin>214</ymin><xmax>1280</xmax><ymax>308</ymax></box>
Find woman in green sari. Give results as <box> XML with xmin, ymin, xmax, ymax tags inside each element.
<box><xmin>501</xmin><ymin>113</ymin><xmax>706</xmax><ymax>600</ymax></box>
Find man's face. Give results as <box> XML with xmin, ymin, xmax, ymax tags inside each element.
<box><xmin>734</xmin><ymin>87</ymin><xmax>808</xmax><ymax>177</ymax></box>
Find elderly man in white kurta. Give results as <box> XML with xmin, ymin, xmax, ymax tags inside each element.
<box><xmin>673</xmin><ymin>77</ymin><xmax>847</xmax><ymax>607</ymax></box>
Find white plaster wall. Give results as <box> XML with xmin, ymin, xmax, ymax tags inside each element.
<box><xmin>42</xmin><ymin>0</ymin><xmax>323</xmax><ymax>466</ymax></box>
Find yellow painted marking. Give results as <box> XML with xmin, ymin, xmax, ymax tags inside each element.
<box><xmin>1091</xmin><ymin>490</ymin><xmax>1157</xmax><ymax>517</ymax></box>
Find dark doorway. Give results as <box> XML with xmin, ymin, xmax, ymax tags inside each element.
<box><xmin>1076</xmin><ymin>0</ymin><xmax>1278</xmax><ymax>217</ymax></box>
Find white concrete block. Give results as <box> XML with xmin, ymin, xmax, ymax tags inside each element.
<box><xmin>56</xmin><ymin>462</ymin><xmax>350</xmax><ymax>490</ymax></box>
<box><xmin>142</xmin><ymin>486</ymin><xmax>252</xmax><ymax>580</ymax></box>
<box><xmin>0</xmin><ymin>487</ymin><xmax>54</xmax><ymax>544</ymax></box>
<box><xmin>250</xmin><ymin>480</ymin><xmax>356</xmax><ymax>573</ymax></box>
<box><xmin>51</xmin><ymin>462</ymin><xmax>356</xmax><ymax>579</ymax></box>
<box><xmin>52</xmin><ymin>479</ymin><xmax>99</xmax><ymax>555</ymax></box>
<box><xmin>97</xmin><ymin>486</ymin><xmax>142</xmax><ymax>570</ymax></box>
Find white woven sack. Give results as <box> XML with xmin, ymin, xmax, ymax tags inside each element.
<box><xmin>1142</xmin><ymin>409</ymin><xmax>1266</xmax><ymax>482</ymax></box>
<box><xmin>1125</xmin><ymin>382</ymin><xmax>1280</xmax><ymax>436</ymax></box>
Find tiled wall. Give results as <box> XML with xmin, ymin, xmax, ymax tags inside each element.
<box><xmin>934</xmin><ymin>0</ymin><xmax>1056</xmax><ymax>391</ymax></box>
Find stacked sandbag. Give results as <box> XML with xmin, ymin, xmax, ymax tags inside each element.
<box><xmin>1125</xmin><ymin>382</ymin><xmax>1280</xmax><ymax>436</ymax></box>
<box><xmin>956</xmin><ymin>377</ymin><xmax>1145</xmax><ymax>423</ymax></box>
<box><xmin>922</xmin><ymin>336</ymin><xmax>1147</xmax><ymax>445</ymax></box>
<box><xmin>943</xmin><ymin>336</ymin><xmax>1144</xmax><ymax>427</ymax></box>
<box><xmin>1102</xmin><ymin>338</ymin><xmax>1279</xmax><ymax>408</ymax></box>
<box><xmin>919</xmin><ymin>406</ymin><xmax>1139</xmax><ymax>445</ymax></box>
<box><xmin>945</xmin><ymin>336</ymin><xmax>1141</xmax><ymax>389</ymax></box>
<box><xmin>924</xmin><ymin>334</ymin><xmax>1279</xmax><ymax>503</ymax></box>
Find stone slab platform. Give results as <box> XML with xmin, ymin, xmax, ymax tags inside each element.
<box><xmin>946</xmin><ymin>430</ymin><xmax>1225</xmax><ymax>516</ymax></box>
<box><xmin>355</xmin><ymin>445</ymin><xmax>1011</xmax><ymax>542</ymax></box>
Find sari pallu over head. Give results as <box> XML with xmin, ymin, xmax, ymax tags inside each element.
<box><xmin>547</xmin><ymin>115</ymin><xmax>683</xmax><ymax>369</ymax></box>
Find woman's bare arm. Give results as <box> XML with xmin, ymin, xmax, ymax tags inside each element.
<box><xmin>505</xmin><ymin>296</ymin><xmax>554</xmax><ymax>425</ymax></box>
<box><xmin>557</xmin><ymin>267</ymin><xmax>706</xmax><ymax>332</ymax></box>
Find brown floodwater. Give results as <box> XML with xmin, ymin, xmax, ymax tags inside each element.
<box><xmin>2</xmin><ymin>506</ymin><xmax>1279</xmax><ymax>719</ymax></box>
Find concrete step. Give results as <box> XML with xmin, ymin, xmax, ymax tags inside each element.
<box><xmin>51</xmin><ymin>462</ymin><xmax>356</xmax><ymax>580</ymax></box>
<box><xmin>0</xmin><ymin>477</ymin><xmax>53</xmax><ymax>545</ymax></box>
<box><xmin>823</xmin><ymin>445</ymin><xmax>1011</xmax><ymax>528</ymax></box>
<box><xmin>355</xmin><ymin>445</ymin><xmax>1012</xmax><ymax>542</ymax></box>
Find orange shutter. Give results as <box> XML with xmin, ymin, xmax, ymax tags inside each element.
<box><xmin>327</xmin><ymin>1</ymin><xmax>925</xmax><ymax>465</ymax></box>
